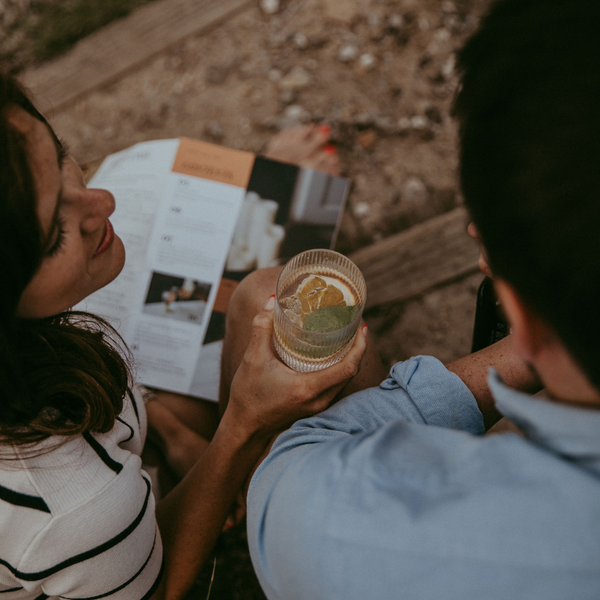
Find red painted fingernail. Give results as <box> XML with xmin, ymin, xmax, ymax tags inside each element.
<box><xmin>324</xmin><ymin>144</ymin><xmax>337</xmax><ymax>155</ymax></box>
<box><xmin>264</xmin><ymin>295</ymin><xmax>276</xmax><ymax>310</ymax></box>
<box><xmin>319</xmin><ymin>124</ymin><xmax>331</xmax><ymax>135</ymax></box>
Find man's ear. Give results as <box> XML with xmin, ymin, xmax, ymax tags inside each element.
<box><xmin>494</xmin><ymin>279</ymin><xmax>552</xmax><ymax>363</ymax></box>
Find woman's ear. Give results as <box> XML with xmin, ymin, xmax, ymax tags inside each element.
<box><xmin>494</xmin><ymin>279</ymin><xmax>552</xmax><ymax>363</ymax></box>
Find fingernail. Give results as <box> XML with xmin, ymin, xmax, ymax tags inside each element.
<box><xmin>324</xmin><ymin>144</ymin><xmax>337</xmax><ymax>155</ymax></box>
<box><xmin>362</xmin><ymin>323</ymin><xmax>368</xmax><ymax>336</ymax></box>
<box><xmin>319</xmin><ymin>124</ymin><xmax>331</xmax><ymax>135</ymax></box>
<box><xmin>264</xmin><ymin>295</ymin><xmax>275</xmax><ymax>310</ymax></box>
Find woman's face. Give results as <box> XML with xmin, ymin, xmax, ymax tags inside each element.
<box><xmin>10</xmin><ymin>107</ymin><xmax>126</xmax><ymax>318</ymax></box>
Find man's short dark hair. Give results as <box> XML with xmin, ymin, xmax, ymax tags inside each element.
<box><xmin>455</xmin><ymin>0</ymin><xmax>600</xmax><ymax>389</ymax></box>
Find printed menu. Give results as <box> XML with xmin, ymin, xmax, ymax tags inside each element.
<box><xmin>76</xmin><ymin>137</ymin><xmax>349</xmax><ymax>401</ymax></box>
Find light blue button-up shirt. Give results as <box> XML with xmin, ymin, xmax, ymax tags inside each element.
<box><xmin>247</xmin><ymin>356</ymin><xmax>600</xmax><ymax>599</ymax></box>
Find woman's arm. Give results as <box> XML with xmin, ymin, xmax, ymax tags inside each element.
<box><xmin>151</xmin><ymin>296</ymin><xmax>368</xmax><ymax>600</ymax></box>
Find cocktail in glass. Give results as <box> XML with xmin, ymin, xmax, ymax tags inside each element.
<box><xmin>273</xmin><ymin>249</ymin><xmax>366</xmax><ymax>372</ymax></box>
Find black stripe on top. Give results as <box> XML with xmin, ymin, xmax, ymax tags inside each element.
<box><xmin>82</xmin><ymin>432</ymin><xmax>123</xmax><ymax>474</ymax></box>
<box><xmin>0</xmin><ymin>588</ymin><xmax>23</xmax><ymax>594</ymax></box>
<box><xmin>140</xmin><ymin>559</ymin><xmax>163</xmax><ymax>600</ymax></box>
<box><xmin>34</xmin><ymin>594</ymin><xmax>48</xmax><ymax>600</ymax></box>
<box><xmin>127</xmin><ymin>389</ymin><xmax>140</xmax><ymax>426</ymax></box>
<box><xmin>116</xmin><ymin>418</ymin><xmax>134</xmax><ymax>443</ymax></box>
<box><xmin>0</xmin><ymin>484</ymin><xmax>50</xmax><ymax>514</ymax></box>
<box><xmin>0</xmin><ymin>477</ymin><xmax>152</xmax><ymax>581</ymax></box>
<box><xmin>61</xmin><ymin>527</ymin><xmax>160</xmax><ymax>600</ymax></box>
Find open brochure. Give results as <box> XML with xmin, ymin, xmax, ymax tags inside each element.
<box><xmin>76</xmin><ymin>138</ymin><xmax>350</xmax><ymax>401</ymax></box>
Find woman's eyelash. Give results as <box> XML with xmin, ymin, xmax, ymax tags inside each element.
<box><xmin>58</xmin><ymin>139</ymin><xmax>70</xmax><ymax>165</ymax></box>
<box><xmin>46</xmin><ymin>217</ymin><xmax>67</xmax><ymax>257</ymax></box>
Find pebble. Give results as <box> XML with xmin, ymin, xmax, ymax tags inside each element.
<box><xmin>353</xmin><ymin>202</ymin><xmax>371</xmax><ymax>218</ymax></box>
<box><xmin>410</xmin><ymin>115</ymin><xmax>428</xmax><ymax>129</ymax></box>
<box><xmin>305</xmin><ymin>58</ymin><xmax>318</xmax><ymax>70</ymax></box>
<box><xmin>279</xmin><ymin>66</ymin><xmax>311</xmax><ymax>90</ymax></box>
<box><xmin>260</xmin><ymin>0</ymin><xmax>279</xmax><ymax>15</ymax></box>
<box><xmin>403</xmin><ymin>177</ymin><xmax>428</xmax><ymax>205</ymax></box>
<box><xmin>294</xmin><ymin>32</ymin><xmax>309</xmax><ymax>49</ymax></box>
<box><xmin>358</xmin><ymin>53</ymin><xmax>376</xmax><ymax>71</ymax></box>
<box><xmin>282</xmin><ymin>104</ymin><xmax>310</xmax><ymax>125</ymax></box>
<box><xmin>338</xmin><ymin>44</ymin><xmax>360</xmax><ymax>62</ymax></box>
<box><xmin>398</xmin><ymin>117</ymin><xmax>412</xmax><ymax>130</ymax></box>
<box><xmin>205</xmin><ymin>120</ymin><xmax>224</xmax><ymax>140</ymax></box>
<box><xmin>441</xmin><ymin>55</ymin><xmax>456</xmax><ymax>79</ymax></box>
<box><xmin>388</xmin><ymin>14</ymin><xmax>404</xmax><ymax>29</ymax></box>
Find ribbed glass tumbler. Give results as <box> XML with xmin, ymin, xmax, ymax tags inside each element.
<box><xmin>273</xmin><ymin>249</ymin><xmax>367</xmax><ymax>372</ymax></box>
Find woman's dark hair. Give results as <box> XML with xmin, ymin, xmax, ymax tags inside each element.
<box><xmin>454</xmin><ymin>0</ymin><xmax>600</xmax><ymax>389</ymax></box>
<box><xmin>0</xmin><ymin>71</ymin><xmax>130</xmax><ymax>445</ymax></box>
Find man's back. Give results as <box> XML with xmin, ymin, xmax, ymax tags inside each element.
<box><xmin>248</xmin><ymin>358</ymin><xmax>600</xmax><ymax>599</ymax></box>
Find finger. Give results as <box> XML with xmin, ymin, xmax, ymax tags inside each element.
<box><xmin>307</xmin><ymin>324</ymin><xmax>368</xmax><ymax>391</ymax></box>
<box><xmin>243</xmin><ymin>295</ymin><xmax>276</xmax><ymax>360</ymax></box>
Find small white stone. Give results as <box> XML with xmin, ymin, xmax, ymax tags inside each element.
<box><xmin>294</xmin><ymin>32</ymin><xmax>309</xmax><ymax>49</ymax></box>
<box><xmin>279</xmin><ymin>66</ymin><xmax>311</xmax><ymax>90</ymax></box>
<box><xmin>284</xmin><ymin>104</ymin><xmax>310</xmax><ymax>122</ymax></box>
<box><xmin>305</xmin><ymin>58</ymin><xmax>318</xmax><ymax>70</ymax></box>
<box><xmin>411</xmin><ymin>115</ymin><xmax>428</xmax><ymax>129</ymax></box>
<box><xmin>419</xmin><ymin>17</ymin><xmax>430</xmax><ymax>31</ymax></box>
<box><xmin>441</xmin><ymin>1</ymin><xmax>456</xmax><ymax>13</ymax></box>
<box><xmin>403</xmin><ymin>177</ymin><xmax>428</xmax><ymax>205</ymax></box>
<box><xmin>434</xmin><ymin>28</ymin><xmax>451</xmax><ymax>42</ymax></box>
<box><xmin>353</xmin><ymin>202</ymin><xmax>371</xmax><ymax>217</ymax></box>
<box><xmin>338</xmin><ymin>44</ymin><xmax>360</xmax><ymax>62</ymax></box>
<box><xmin>442</xmin><ymin>55</ymin><xmax>456</xmax><ymax>78</ymax></box>
<box><xmin>388</xmin><ymin>14</ymin><xmax>404</xmax><ymax>28</ymax></box>
<box><xmin>358</xmin><ymin>53</ymin><xmax>376</xmax><ymax>70</ymax></box>
<box><xmin>260</xmin><ymin>0</ymin><xmax>279</xmax><ymax>15</ymax></box>
<box><xmin>398</xmin><ymin>117</ymin><xmax>412</xmax><ymax>129</ymax></box>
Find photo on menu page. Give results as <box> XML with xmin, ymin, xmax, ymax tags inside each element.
<box><xmin>143</xmin><ymin>271</ymin><xmax>212</xmax><ymax>325</ymax></box>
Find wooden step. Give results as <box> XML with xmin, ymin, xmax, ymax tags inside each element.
<box><xmin>22</xmin><ymin>0</ymin><xmax>254</xmax><ymax>113</ymax></box>
<box><xmin>349</xmin><ymin>207</ymin><xmax>480</xmax><ymax>309</ymax></box>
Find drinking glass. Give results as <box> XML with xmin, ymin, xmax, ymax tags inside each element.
<box><xmin>273</xmin><ymin>249</ymin><xmax>366</xmax><ymax>372</ymax></box>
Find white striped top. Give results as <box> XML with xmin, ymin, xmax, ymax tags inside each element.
<box><xmin>0</xmin><ymin>386</ymin><xmax>163</xmax><ymax>599</ymax></box>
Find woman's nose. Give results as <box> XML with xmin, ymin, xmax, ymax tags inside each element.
<box><xmin>80</xmin><ymin>187</ymin><xmax>116</xmax><ymax>234</ymax></box>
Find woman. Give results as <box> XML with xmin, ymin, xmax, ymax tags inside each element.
<box><xmin>0</xmin><ymin>71</ymin><xmax>367</xmax><ymax>600</ymax></box>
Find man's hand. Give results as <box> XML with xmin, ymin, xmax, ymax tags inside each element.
<box><xmin>225</xmin><ymin>295</ymin><xmax>368</xmax><ymax>440</ymax></box>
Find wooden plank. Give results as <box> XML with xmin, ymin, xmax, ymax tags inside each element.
<box><xmin>349</xmin><ymin>207</ymin><xmax>480</xmax><ymax>309</ymax></box>
<box><xmin>21</xmin><ymin>0</ymin><xmax>254</xmax><ymax>113</ymax></box>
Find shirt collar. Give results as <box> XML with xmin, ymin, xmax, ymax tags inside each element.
<box><xmin>488</xmin><ymin>368</ymin><xmax>600</xmax><ymax>472</ymax></box>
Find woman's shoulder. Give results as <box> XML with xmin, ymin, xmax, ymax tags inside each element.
<box><xmin>0</xmin><ymin>391</ymin><xmax>158</xmax><ymax>597</ymax></box>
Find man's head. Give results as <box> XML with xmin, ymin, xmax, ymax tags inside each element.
<box><xmin>455</xmin><ymin>0</ymin><xmax>600</xmax><ymax>395</ymax></box>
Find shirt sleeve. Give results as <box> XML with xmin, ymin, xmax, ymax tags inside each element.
<box><xmin>261</xmin><ymin>355</ymin><xmax>483</xmax><ymax>466</ymax></box>
<box><xmin>247</xmin><ymin>356</ymin><xmax>484</xmax><ymax>599</ymax></box>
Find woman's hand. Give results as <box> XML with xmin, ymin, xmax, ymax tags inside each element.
<box><xmin>224</xmin><ymin>295</ymin><xmax>368</xmax><ymax>440</ymax></box>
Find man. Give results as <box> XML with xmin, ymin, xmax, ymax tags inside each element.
<box><xmin>240</xmin><ymin>0</ymin><xmax>600</xmax><ymax>597</ymax></box>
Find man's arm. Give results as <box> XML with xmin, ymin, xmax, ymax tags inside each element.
<box><xmin>446</xmin><ymin>334</ymin><xmax>542</xmax><ymax>430</ymax></box>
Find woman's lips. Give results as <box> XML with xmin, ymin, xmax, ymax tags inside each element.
<box><xmin>94</xmin><ymin>220</ymin><xmax>115</xmax><ymax>257</ymax></box>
